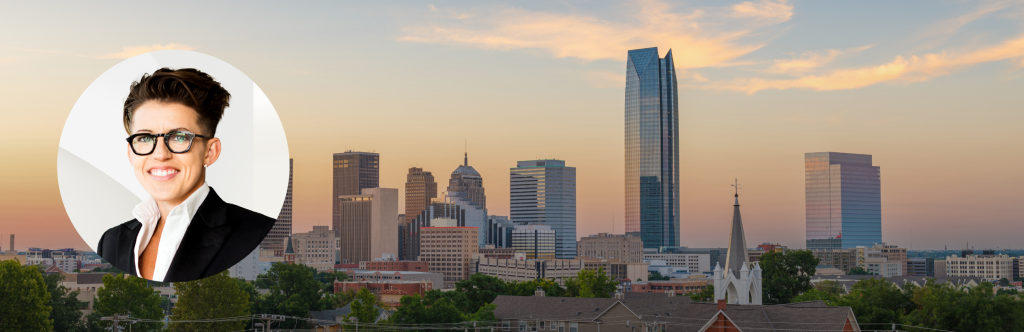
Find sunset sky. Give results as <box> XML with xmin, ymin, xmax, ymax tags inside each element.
<box><xmin>1</xmin><ymin>0</ymin><xmax>1022</xmax><ymax>252</ymax></box>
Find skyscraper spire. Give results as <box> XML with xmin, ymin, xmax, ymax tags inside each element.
<box><xmin>465</xmin><ymin>152</ymin><xmax>468</xmax><ymax>167</ymax></box>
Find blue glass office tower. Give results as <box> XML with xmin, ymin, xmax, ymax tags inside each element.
<box><xmin>625</xmin><ymin>47</ymin><xmax>679</xmax><ymax>249</ymax></box>
<box><xmin>510</xmin><ymin>160</ymin><xmax>576</xmax><ymax>259</ymax></box>
<box><xmin>805</xmin><ymin>152</ymin><xmax>881</xmax><ymax>249</ymax></box>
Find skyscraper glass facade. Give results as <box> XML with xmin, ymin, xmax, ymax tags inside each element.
<box><xmin>511</xmin><ymin>224</ymin><xmax>556</xmax><ymax>260</ymax></box>
<box><xmin>510</xmin><ymin>159</ymin><xmax>576</xmax><ymax>259</ymax></box>
<box><xmin>625</xmin><ymin>47</ymin><xmax>680</xmax><ymax>249</ymax></box>
<box><xmin>805</xmin><ymin>152</ymin><xmax>881</xmax><ymax>250</ymax></box>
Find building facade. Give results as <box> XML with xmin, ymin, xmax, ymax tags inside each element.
<box><xmin>510</xmin><ymin>159</ymin><xmax>577</xmax><ymax>259</ymax></box>
<box><xmin>333</xmin><ymin>151</ymin><xmax>380</xmax><ymax>237</ymax></box>
<box><xmin>582</xmin><ymin>259</ymin><xmax>648</xmax><ymax>282</ymax></box>
<box><xmin>448</xmin><ymin>153</ymin><xmax>486</xmax><ymax>209</ymax></box>
<box><xmin>359</xmin><ymin>260</ymin><xmax>429</xmax><ymax>272</ymax></box>
<box><xmin>907</xmin><ymin>258</ymin><xmax>935</xmax><ymax>277</ymax></box>
<box><xmin>809</xmin><ymin>248</ymin><xmax>858</xmax><ymax>274</ymax></box>
<box><xmin>630</xmin><ymin>280</ymin><xmax>709</xmax><ymax>295</ymax></box>
<box><xmin>577</xmin><ymin>233</ymin><xmax>643</xmax><ymax>263</ymax></box>
<box><xmin>511</xmin><ymin>224</ymin><xmax>556</xmax><ymax>260</ymax></box>
<box><xmin>625</xmin><ymin>47</ymin><xmax>680</xmax><ymax>249</ymax></box>
<box><xmin>486</xmin><ymin>215</ymin><xmax>516</xmax><ymax>248</ymax></box>
<box><xmin>334</xmin><ymin>279</ymin><xmax>432</xmax><ymax>308</ymax></box>
<box><xmin>472</xmin><ymin>257</ymin><xmax>582</xmax><ymax>285</ymax></box>
<box><xmin>404</xmin><ymin>167</ymin><xmax>437</xmax><ymax>225</ymax></box>
<box><xmin>336</xmin><ymin>188</ymin><xmax>399</xmax><ymax>264</ymax></box>
<box><xmin>420</xmin><ymin>226</ymin><xmax>478</xmax><ymax>288</ymax></box>
<box><xmin>946</xmin><ymin>254</ymin><xmax>1015</xmax><ymax>279</ymax></box>
<box><xmin>294</xmin><ymin>226</ymin><xmax>338</xmax><ymax>272</ymax></box>
<box><xmin>643</xmin><ymin>253</ymin><xmax>711</xmax><ymax>275</ymax></box>
<box><xmin>261</xmin><ymin>158</ymin><xmax>293</xmax><ymax>255</ymax></box>
<box><xmin>805</xmin><ymin>152</ymin><xmax>881</xmax><ymax>249</ymax></box>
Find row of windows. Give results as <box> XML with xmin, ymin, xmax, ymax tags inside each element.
<box><xmin>504</xmin><ymin>320</ymin><xmax>577</xmax><ymax>332</ymax></box>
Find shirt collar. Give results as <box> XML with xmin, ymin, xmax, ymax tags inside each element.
<box><xmin>132</xmin><ymin>182</ymin><xmax>211</xmax><ymax>226</ymax></box>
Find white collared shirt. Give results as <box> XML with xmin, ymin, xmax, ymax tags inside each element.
<box><xmin>132</xmin><ymin>182</ymin><xmax>210</xmax><ymax>281</ymax></box>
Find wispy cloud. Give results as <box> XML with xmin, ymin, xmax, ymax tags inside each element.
<box><xmin>764</xmin><ymin>45</ymin><xmax>871</xmax><ymax>75</ymax></box>
<box><xmin>98</xmin><ymin>43</ymin><xmax>198</xmax><ymax>59</ymax></box>
<box><xmin>400</xmin><ymin>0</ymin><xmax>792</xmax><ymax>69</ymax></box>
<box><xmin>730</xmin><ymin>0</ymin><xmax>793</xmax><ymax>24</ymax></box>
<box><xmin>708</xmin><ymin>34</ymin><xmax>1024</xmax><ymax>94</ymax></box>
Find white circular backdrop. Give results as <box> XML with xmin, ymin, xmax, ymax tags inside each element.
<box><xmin>58</xmin><ymin>50</ymin><xmax>289</xmax><ymax>251</ymax></box>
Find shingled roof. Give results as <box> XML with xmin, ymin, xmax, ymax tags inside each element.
<box><xmin>492</xmin><ymin>295</ymin><xmax>858</xmax><ymax>332</ymax></box>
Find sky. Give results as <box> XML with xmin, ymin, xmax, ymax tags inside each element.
<box><xmin>1</xmin><ymin>0</ymin><xmax>1022</xmax><ymax>252</ymax></box>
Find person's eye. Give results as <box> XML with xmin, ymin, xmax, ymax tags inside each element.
<box><xmin>170</xmin><ymin>133</ymin><xmax>189</xmax><ymax>143</ymax></box>
<box><xmin>136</xmin><ymin>135</ymin><xmax>154</xmax><ymax>143</ymax></box>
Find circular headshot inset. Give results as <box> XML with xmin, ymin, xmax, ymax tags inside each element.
<box><xmin>58</xmin><ymin>50</ymin><xmax>289</xmax><ymax>282</ymax></box>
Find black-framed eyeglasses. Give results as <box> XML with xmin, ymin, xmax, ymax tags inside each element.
<box><xmin>126</xmin><ymin>130</ymin><xmax>210</xmax><ymax>155</ymax></box>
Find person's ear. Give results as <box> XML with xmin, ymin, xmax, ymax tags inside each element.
<box><xmin>204</xmin><ymin>137</ymin><xmax>221</xmax><ymax>167</ymax></box>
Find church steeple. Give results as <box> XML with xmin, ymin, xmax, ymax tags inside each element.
<box><xmin>724</xmin><ymin>184</ymin><xmax>749</xmax><ymax>279</ymax></box>
<box><xmin>715</xmin><ymin>179</ymin><xmax>762</xmax><ymax>305</ymax></box>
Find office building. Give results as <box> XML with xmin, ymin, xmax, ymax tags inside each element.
<box><xmin>403</xmin><ymin>201</ymin><xmax>468</xmax><ymax>261</ymax></box>
<box><xmin>485</xmin><ymin>215</ymin><xmax>516</xmax><ymax>248</ymax></box>
<box><xmin>946</xmin><ymin>254</ymin><xmax>1014</xmax><ymax>279</ymax></box>
<box><xmin>510</xmin><ymin>159</ymin><xmax>577</xmax><ymax>259</ymax></box>
<box><xmin>262</xmin><ymin>158</ymin><xmax>293</xmax><ymax>255</ymax></box>
<box><xmin>419</xmin><ymin>222</ymin><xmax>478</xmax><ymax>288</ymax></box>
<box><xmin>577</xmin><ymin>233</ymin><xmax>644</xmax><ymax>263</ymax></box>
<box><xmin>625</xmin><ymin>47</ymin><xmax>680</xmax><ymax>249</ymax></box>
<box><xmin>336</xmin><ymin>188</ymin><xmax>399</xmax><ymax>264</ymax></box>
<box><xmin>448</xmin><ymin>153</ymin><xmax>486</xmax><ymax>209</ymax></box>
<box><xmin>511</xmin><ymin>224</ymin><xmax>556</xmax><ymax>260</ymax></box>
<box><xmin>809</xmin><ymin>248</ymin><xmax>858</xmax><ymax>274</ymax></box>
<box><xmin>333</xmin><ymin>151</ymin><xmax>380</xmax><ymax>237</ymax></box>
<box><xmin>404</xmin><ymin>167</ymin><xmax>437</xmax><ymax>225</ymax></box>
<box><xmin>359</xmin><ymin>259</ymin><xmax>429</xmax><ymax>272</ymax></box>
<box><xmin>643</xmin><ymin>253</ymin><xmax>711</xmax><ymax>276</ymax></box>
<box><xmin>907</xmin><ymin>258</ymin><xmax>935</xmax><ymax>277</ymax></box>
<box><xmin>582</xmin><ymin>259</ymin><xmax>648</xmax><ymax>282</ymax></box>
<box><xmin>479</xmin><ymin>247</ymin><xmax>517</xmax><ymax>259</ymax></box>
<box><xmin>805</xmin><ymin>152</ymin><xmax>881</xmax><ymax>249</ymax></box>
<box><xmin>294</xmin><ymin>226</ymin><xmax>338</xmax><ymax>272</ymax></box>
<box><xmin>855</xmin><ymin>243</ymin><xmax>907</xmax><ymax>275</ymax></box>
<box><xmin>472</xmin><ymin>256</ymin><xmax>582</xmax><ymax>285</ymax></box>
<box><xmin>865</xmin><ymin>258</ymin><xmax>903</xmax><ymax>277</ymax></box>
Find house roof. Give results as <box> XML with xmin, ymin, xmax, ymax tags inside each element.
<box><xmin>309</xmin><ymin>303</ymin><xmax>390</xmax><ymax>325</ymax></box>
<box><xmin>492</xmin><ymin>296</ymin><xmax>856</xmax><ymax>332</ymax></box>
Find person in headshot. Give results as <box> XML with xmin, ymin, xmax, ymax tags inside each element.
<box><xmin>97</xmin><ymin>68</ymin><xmax>276</xmax><ymax>282</ymax></box>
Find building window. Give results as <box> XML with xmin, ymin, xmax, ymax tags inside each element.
<box><xmin>503</xmin><ymin>320</ymin><xmax>510</xmax><ymax>331</ymax></box>
<box><xmin>539</xmin><ymin>321</ymin><xmax>545</xmax><ymax>330</ymax></box>
<box><xmin>519</xmin><ymin>320</ymin><xmax>527</xmax><ymax>332</ymax></box>
<box><xmin>551</xmin><ymin>320</ymin><xmax>556</xmax><ymax>330</ymax></box>
<box><xmin>558</xmin><ymin>322</ymin><xmax>564</xmax><ymax>332</ymax></box>
<box><xmin>569</xmin><ymin>322</ymin><xmax>577</xmax><ymax>332</ymax></box>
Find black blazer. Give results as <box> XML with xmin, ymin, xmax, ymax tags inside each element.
<box><xmin>97</xmin><ymin>187</ymin><xmax>276</xmax><ymax>282</ymax></box>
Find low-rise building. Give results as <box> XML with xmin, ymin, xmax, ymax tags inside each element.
<box><xmin>343</xmin><ymin>269</ymin><xmax>444</xmax><ymax>288</ymax></box>
<box><xmin>809</xmin><ymin>248</ymin><xmax>858</xmax><ymax>274</ymax></box>
<box><xmin>576</xmin><ymin>233</ymin><xmax>643</xmax><ymax>263</ymax></box>
<box><xmin>629</xmin><ymin>279</ymin><xmax>709</xmax><ymax>295</ymax></box>
<box><xmin>294</xmin><ymin>226</ymin><xmax>337</xmax><ymax>272</ymax></box>
<box><xmin>359</xmin><ymin>259</ymin><xmax>429</xmax><ymax>272</ymax></box>
<box><xmin>479</xmin><ymin>247</ymin><xmax>517</xmax><ymax>259</ymax></box>
<box><xmin>906</xmin><ymin>258</ymin><xmax>935</xmax><ymax>277</ymax></box>
<box><xmin>946</xmin><ymin>254</ymin><xmax>1014</xmax><ymax>279</ymax></box>
<box><xmin>333</xmin><ymin>279</ymin><xmax>432</xmax><ymax>308</ymax></box>
<box><xmin>472</xmin><ymin>256</ymin><xmax>582</xmax><ymax>285</ymax></box>
<box><xmin>643</xmin><ymin>253</ymin><xmax>711</xmax><ymax>275</ymax></box>
<box><xmin>865</xmin><ymin>257</ymin><xmax>902</xmax><ymax>277</ymax></box>
<box><xmin>581</xmin><ymin>259</ymin><xmax>647</xmax><ymax>282</ymax></box>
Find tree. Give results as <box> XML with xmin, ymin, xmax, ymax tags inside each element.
<box><xmin>507</xmin><ymin>278</ymin><xmax>565</xmax><ymax>297</ymax></box>
<box><xmin>0</xmin><ymin>260</ymin><xmax>52</xmax><ymax>331</ymax></box>
<box><xmin>425</xmin><ymin>289</ymin><xmax>475</xmax><ymax>314</ymax></box>
<box><xmin>688</xmin><ymin>285</ymin><xmax>714</xmax><ymax>302</ymax></box>
<box><xmin>903</xmin><ymin>281</ymin><xmax>1024</xmax><ymax>332</ymax></box>
<box><xmin>848</xmin><ymin>266</ymin><xmax>872</xmax><ymax>275</ymax></box>
<box><xmin>388</xmin><ymin>294</ymin><xmax>467</xmax><ymax>330</ymax></box>
<box><xmin>345</xmin><ymin>288</ymin><xmax>381</xmax><ymax>325</ymax></box>
<box><xmin>255</xmin><ymin>263</ymin><xmax>327</xmax><ymax>327</ymax></box>
<box><xmin>92</xmin><ymin>273</ymin><xmax>164</xmax><ymax>332</ymax></box>
<box><xmin>170</xmin><ymin>270</ymin><xmax>250</xmax><ymax>332</ymax></box>
<box><xmin>647</xmin><ymin>271</ymin><xmax>670</xmax><ymax>281</ymax></box>
<box><xmin>563</xmin><ymin>267</ymin><xmax>617</xmax><ymax>298</ymax></box>
<box><xmin>830</xmin><ymin>278</ymin><xmax>915</xmax><ymax>327</ymax></box>
<box><xmin>999</xmin><ymin>278</ymin><xmax>1010</xmax><ymax>287</ymax></box>
<box><xmin>43</xmin><ymin>270</ymin><xmax>87</xmax><ymax>332</ymax></box>
<box><xmin>760</xmin><ymin>250</ymin><xmax>819</xmax><ymax>304</ymax></box>
<box><xmin>814</xmin><ymin>280</ymin><xmax>846</xmax><ymax>296</ymax></box>
<box><xmin>455</xmin><ymin>274</ymin><xmax>508</xmax><ymax>312</ymax></box>
<box><xmin>315</xmin><ymin>271</ymin><xmax>348</xmax><ymax>292</ymax></box>
<box><xmin>90</xmin><ymin>265</ymin><xmax>126</xmax><ymax>274</ymax></box>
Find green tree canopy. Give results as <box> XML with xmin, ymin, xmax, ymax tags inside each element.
<box><xmin>389</xmin><ymin>294</ymin><xmax>467</xmax><ymax>330</ymax></box>
<box><xmin>848</xmin><ymin>266</ymin><xmax>872</xmax><ymax>275</ymax></box>
<box><xmin>903</xmin><ymin>281</ymin><xmax>1024</xmax><ymax>332</ymax></box>
<box><xmin>563</xmin><ymin>267</ymin><xmax>617</xmax><ymax>298</ymax></box>
<box><xmin>688</xmin><ymin>284</ymin><xmax>714</xmax><ymax>302</ymax></box>
<box><xmin>760</xmin><ymin>250</ymin><xmax>819</xmax><ymax>304</ymax></box>
<box><xmin>648</xmin><ymin>271</ymin><xmax>671</xmax><ymax>281</ymax></box>
<box><xmin>831</xmin><ymin>278</ymin><xmax>915</xmax><ymax>327</ymax></box>
<box><xmin>43</xmin><ymin>270</ymin><xmax>87</xmax><ymax>332</ymax></box>
<box><xmin>254</xmin><ymin>263</ymin><xmax>327</xmax><ymax>326</ymax></box>
<box><xmin>92</xmin><ymin>273</ymin><xmax>164</xmax><ymax>332</ymax></box>
<box><xmin>170</xmin><ymin>270</ymin><xmax>250</xmax><ymax>332</ymax></box>
<box><xmin>455</xmin><ymin>274</ymin><xmax>508</xmax><ymax>311</ymax></box>
<box><xmin>345</xmin><ymin>288</ymin><xmax>382</xmax><ymax>325</ymax></box>
<box><xmin>0</xmin><ymin>260</ymin><xmax>52</xmax><ymax>331</ymax></box>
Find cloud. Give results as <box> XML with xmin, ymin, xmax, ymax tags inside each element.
<box><xmin>584</xmin><ymin>71</ymin><xmax>626</xmax><ymax>88</ymax></box>
<box><xmin>400</xmin><ymin>0</ymin><xmax>792</xmax><ymax>69</ymax></box>
<box><xmin>98</xmin><ymin>43</ymin><xmax>198</xmax><ymax>59</ymax></box>
<box><xmin>708</xmin><ymin>34</ymin><xmax>1024</xmax><ymax>94</ymax></box>
<box><xmin>764</xmin><ymin>45</ymin><xmax>871</xmax><ymax>74</ymax></box>
<box><xmin>730</xmin><ymin>0</ymin><xmax>793</xmax><ymax>23</ymax></box>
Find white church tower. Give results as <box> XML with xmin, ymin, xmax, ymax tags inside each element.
<box><xmin>713</xmin><ymin>181</ymin><xmax>762</xmax><ymax>305</ymax></box>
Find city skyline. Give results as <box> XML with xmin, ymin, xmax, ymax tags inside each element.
<box><xmin>2</xmin><ymin>1</ymin><xmax>1023</xmax><ymax>251</ymax></box>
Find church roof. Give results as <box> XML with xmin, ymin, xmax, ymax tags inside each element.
<box><xmin>284</xmin><ymin>236</ymin><xmax>294</xmax><ymax>254</ymax></box>
<box><xmin>724</xmin><ymin>194</ymin><xmax>749</xmax><ymax>278</ymax></box>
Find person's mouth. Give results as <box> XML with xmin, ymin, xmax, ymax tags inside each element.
<box><xmin>147</xmin><ymin>167</ymin><xmax>180</xmax><ymax>181</ymax></box>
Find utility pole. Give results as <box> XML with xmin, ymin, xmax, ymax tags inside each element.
<box><xmin>101</xmin><ymin>313</ymin><xmax>130</xmax><ymax>332</ymax></box>
<box><xmin>256</xmin><ymin>314</ymin><xmax>285</xmax><ymax>332</ymax></box>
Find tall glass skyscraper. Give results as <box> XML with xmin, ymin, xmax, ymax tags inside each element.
<box><xmin>805</xmin><ymin>152</ymin><xmax>881</xmax><ymax>249</ymax></box>
<box><xmin>625</xmin><ymin>47</ymin><xmax>680</xmax><ymax>249</ymax></box>
<box><xmin>510</xmin><ymin>159</ymin><xmax>576</xmax><ymax>259</ymax></box>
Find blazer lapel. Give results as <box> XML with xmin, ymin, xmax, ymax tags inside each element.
<box><xmin>121</xmin><ymin>221</ymin><xmax>141</xmax><ymax>277</ymax></box>
<box><xmin>163</xmin><ymin>188</ymin><xmax>233</xmax><ymax>282</ymax></box>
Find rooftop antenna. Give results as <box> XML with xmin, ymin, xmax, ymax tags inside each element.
<box><xmin>464</xmin><ymin>139</ymin><xmax>468</xmax><ymax>166</ymax></box>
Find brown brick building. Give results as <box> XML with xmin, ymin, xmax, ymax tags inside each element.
<box><xmin>420</xmin><ymin>225</ymin><xmax>478</xmax><ymax>288</ymax></box>
<box><xmin>359</xmin><ymin>260</ymin><xmax>429</xmax><ymax>272</ymax></box>
<box><xmin>334</xmin><ymin>280</ymin><xmax>432</xmax><ymax>308</ymax></box>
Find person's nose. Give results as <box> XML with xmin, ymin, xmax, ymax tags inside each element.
<box><xmin>150</xmin><ymin>136</ymin><xmax>172</xmax><ymax>160</ymax></box>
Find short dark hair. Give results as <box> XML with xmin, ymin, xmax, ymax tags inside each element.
<box><xmin>123</xmin><ymin>68</ymin><xmax>231</xmax><ymax>137</ymax></box>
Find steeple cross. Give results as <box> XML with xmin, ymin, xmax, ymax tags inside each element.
<box><xmin>731</xmin><ymin>179</ymin><xmax>742</xmax><ymax>197</ymax></box>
